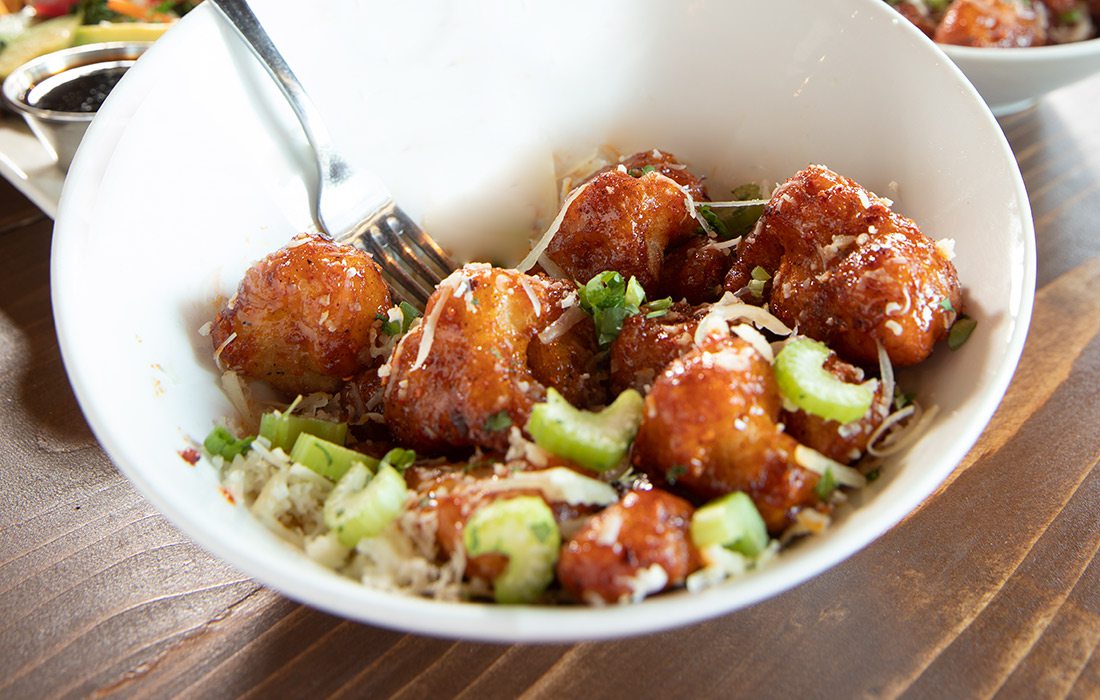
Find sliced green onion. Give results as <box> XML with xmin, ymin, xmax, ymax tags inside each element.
<box><xmin>774</xmin><ymin>338</ymin><xmax>875</xmax><ymax>424</ymax></box>
<box><xmin>259</xmin><ymin>410</ymin><xmax>348</xmax><ymax>452</ymax></box>
<box><xmin>203</xmin><ymin>426</ymin><xmax>253</xmax><ymax>460</ymax></box>
<box><xmin>690</xmin><ymin>492</ymin><xmax>769</xmax><ymax>557</ymax></box>
<box><xmin>645</xmin><ymin>296</ymin><xmax>673</xmax><ymax>319</ymax></box>
<box><xmin>463</xmin><ymin>495</ymin><xmax>561</xmax><ymax>604</ymax></box>
<box><xmin>484</xmin><ymin>410</ymin><xmax>513</xmax><ymax>432</ymax></box>
<box><xmin>526</xmin><ymin>388</ymin><xmax>644</xmax><ymax>472</ymax></box>
<box><xmin>813</xmin><ymin>467</ymin><xmax>837</xmax><ymax>500</ymax></box>
<box><xmin>379</xmin><ymin>447</ymin><xmax>416</xmax><ymax>473</ymax></box>
<box><xmin>290</xmin><ymin>434</ymin><xmax>379</xmax><ymax>481</ymax></box>
<box><xmin>323</xmin><ymin>462</ymin><xmax>408</xmax><ymax>547</ymax></box>
<box><xmin>948</xmin><ymin>316</ymin><xmax>977</xmax><ymax>350</ymax></box>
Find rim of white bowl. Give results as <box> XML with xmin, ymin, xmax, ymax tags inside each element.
<box><xmin>941</xmin><ymin>35</ymin><xmax>1100</xmax><ymax>61</ymax></box>
<box><xmin>50</xmin><ymin>0</ymin><xmax>1037</xmax><ymax>642</ymax></box>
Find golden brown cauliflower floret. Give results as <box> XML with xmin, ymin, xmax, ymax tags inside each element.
<box><xmin>726</xmin><ymin>165</ymin><xmax>962</xmax><ymax>368</ymax></box>
<box><xmin>601</xmin><ymin>149</ymin><xmax>709</xmax><ymax>201</ymax></box>
<box><xmin>781</xmin><ymin>354</ymin><xmax>890</xmax><ymax>465</ymax></box>
<box><xmin>656</xmin><ymin>236</ymin><xmax>735</xmax><ymax>304</ymax></box>
<box><xmin>934</xmin><ymin>0</ymin><xmax>1048</xmax><ymax>46</ymax></box>
<box><xmin>210</xmin><ymin>232</ymin><xmax>392</xmax><ymax>395</ymax></box>
<box><xmin>609</xmin><ymin>303</ymin><xmax>704</xmax><ymax>395</ymax></box>
<box><xmin>382</xmin><ymin>265</ymin><xmax>603</xmax><ymax>454</ymax></box>
<box><xmin>556</xmin><ymin>488</ymin><xmax>698</xmax><ymax>604</ymax></box>
<box><xmin>546</xmin><ymin>159</ymin><xmax>700</xmax><ymax>289</ymax></box>
<box><xmin>631</xmin><ymin>335</ymin><xmax>823</xmax><ymax>533</ymax></box>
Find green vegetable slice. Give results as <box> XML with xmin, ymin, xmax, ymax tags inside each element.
<box><xmin>203</xmin><ymin>425</ymin><xmax>253</xmax><ymax>460</ymax></box>
<box><xmin>948</xmin><ymin>316</ymin><xmax>977</xmax><ymax>350</ymax></box>
<box><xmin>774</xmin><ymin>338</ymin><xmax>875</xmax><ymax>424</ymax></box>
<box><xmin>259</xmin><ymin>410</ymin><xmax>347</xmax><ymax>451</ymax></box>
<box><xmin>289</xmin><ymin>434</ymin><xmax>378</xmax><ymax>482</ymax></box>
<box><xmin>0</xmin><ymin>15</ymin><xmax>80</xmax><ymax>79</ymax></box>
<box><xmin>463</xmin><ymin>495</ymin><xmax>561</xmax><ymax>604</ymax></box>
<box><xmin>323</xmin><ymin>462</ymin><xmax>408</xmax><ymax>547</ymax></box>
<box><xmin>690</xmin><ymin>492</ymin><xmax>769</xmax><ymax>557</ymax></box>
<box><xmin>526</xmin><ymin>388</ymin><xmax>644</xmax><ymax>472</ymax></box>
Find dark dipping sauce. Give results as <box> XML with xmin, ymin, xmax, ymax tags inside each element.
<box><xmin>32</xmin><ymin>66</ymin><xmax>128</xmax><ymax>113</ymax></box>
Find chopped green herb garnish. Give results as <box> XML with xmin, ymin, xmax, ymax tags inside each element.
<box><xmin>865</xmin><ymin>468</ymin><xmax>881</xmax><ymax>482</ymax></box>
<box><xmin>644</xmin><ymin>296</ymin><xmax>674</xmax><ymax>319</ymax></box>
<box><xmin>203</xmin><ymin>426</ymin><xmax>254</xmax><ymax>460</ymax></box>
<box><xmin>938</xmin><ymin>297</ymin><xmax>954</xmax><ymax>312</ymax></box>
<box><xmin>726</xmin><ymin>183</ymin><xmax>767</xmax><ymax>238</ymax></box>
<box><xmin>1059</xmin><ymin>8</ymin><xmax>1082</xmax><ymax>24</ymax></box>
<box><xmin>628</xmin><ymin>164</ymin><xmax>658</xmax><ymax>177</ymax></box>
<box><xmin>814</xmin><ymin>466</ymin><xmax>837</xmax><ymax>500</ymax></box>
<box><xmin>484</xmin><ymin>410</ymin><xmax>513</xmax><ymax>432</ymax></box>
<box><xmin>948</xmin><ymin>316</ymin><xmax>977</xmax><ymax>350</ymax></box>
<box><xmin>697</xmin><ymin>204</ymin><xmax>730</xmax><ymax>239</ymax></box>
<box><xmin>578</xmin><ymin>271</ymin><xmax>651</xmax><ymax>346</ymax></box>
<box><xmin>380</xmin><ymin>301</ymin><xmax>422</xmax><ymax>337</ymax></box>
<box><xmin>667</xmin><ymin>464</ymin><xmax>687</xmax><ymax>485</ymax></box>
<box><xmin>747</xmin><ymin>266</ymin><xmax>772</xmax><ymax>299</ymax></box>
<box><xmin>893</xmin><ymin>386</ymin><xmax>915</xmax><ymax>410</ymax></box>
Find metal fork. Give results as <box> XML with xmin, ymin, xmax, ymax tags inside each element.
<box><xmin>209</xmin><ymin>0</ymin><xmax>455</xmax><ymax>308</ymax></box>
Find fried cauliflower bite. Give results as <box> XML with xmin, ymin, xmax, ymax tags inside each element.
<box><xmin>602</xmin><ymin>149</ymin><xmax>709</xmax><ymax>201</ymax></box>
<box><xmin>210</xmin><ymin>232</ymin><xmax>392</xmax><ymax>395</ymax></box>
<box><xmin>556</xmin><ymin>488</ymin><xmax>698</xmax><ymax>604</ymax></box>
<box><xmin>934</xmin><ymin>0</ymin><xmax>1048</xmax><ymax>47</ymax></box>
<box><xmin>382</xmin><ymin>264</ymin><xmax>603</xmax><ymax>454</ymax></box>
<box><xmin>631</xmin><ymin>335</ymin><xmax>823</xmax><ymax>533</ymax></box>
<box><xmin>546</xmin><ymin>155</ymin><xmax>701</xmax><ymax>289</ymax></box>
<box><xmin>405</xmin><ymin>463</ymin><xmax>601</xmax><ymax>587</ymax></box>
<box><xmin>781</xmin><ymin>353</ymin><xmax>890</xmax><ymax>465</ymax></box>
<box><xmin>609</xmin><ymin>303</ymin><xmax>704</xmax><ymax>395</ymax></box>
<box><xmin>656</xmin><ymin>236</ymin><xmax>734</xmax><ymax>304</ymax></box>
<box><xmin>726</xmin><ymin>165</ymin><xmax>961</xmax><ymax>368</ymax></box>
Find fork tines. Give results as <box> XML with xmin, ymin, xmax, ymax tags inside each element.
<box><xmin>341</xmin><ymin>205</ymin><xmax>456</xmax><ymax>310</ymax></box>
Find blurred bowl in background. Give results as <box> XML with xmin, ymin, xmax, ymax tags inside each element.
<box><xmin>942</xmin><ymin>38</ymin><xmax>1100</xmax><ymax>115</ymax></box>
<box><xmin>2</xmin><ymin>41</ymin><xmax>148</xmax><ymax>169</ymax></box>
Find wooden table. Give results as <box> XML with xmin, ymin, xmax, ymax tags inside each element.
<box><xmin>3</xmin><ymin>73</ymin><xmax>1099</xmax><ymax>699</ymax></box>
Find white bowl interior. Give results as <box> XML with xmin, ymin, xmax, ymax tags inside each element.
<box><xmin>51</xmin><ymin>0</ymin><xmax>1034</xmax><ymax>642</ymax></box>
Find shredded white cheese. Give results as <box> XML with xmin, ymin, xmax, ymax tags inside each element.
<box><xmin>731</xmin><ymin>324</ymin><xmax>774</xmax><ymax>363</ymax></box>
<box><xmin>793</xmin><ymin>445</ymin><xmax>867</xmax><ymax>488</ymax></box>
<box><xmin>538</xmin><ymin>305</ymin><xmax>588</xmax><ymax>345</ymax></box>
<box><xmin>516</xmin><ymin>182</ymin><xmax>592</xmax><ymax>273</ymax></box>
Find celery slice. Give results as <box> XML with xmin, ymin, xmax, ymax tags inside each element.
<box><xmin>690</xmin><ymin>492</ymin><xmax>768</xmax><ymax>557</ymax></box>
<box><xmin>323</xmin><ymin>462</ymin><xmax>408</xmax><ymax>547</ymax></box>
<box><xmin>526</xmin><ymin>388</ymin><xmax>644</xmax><ymax>472</ymax></box>
<box><xmin>463</xmin><ymin>495</ymin><xmax>561</xmax><ymax>604</ymax></box>
<box><xmin>289</xmin><ymin>434</ymin><xmax>378</xmax><ymax>481</ymax></box>
<box><xmin>774</xmin><ymin>338</ymin><xmax>874</xmax><ymax>424</ymax></box>
<box><xmin>259</xmin><ymin>411</ymin><xmax>347</xmax><ymax>451</ymax></box>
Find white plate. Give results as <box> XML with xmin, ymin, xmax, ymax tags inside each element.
<box><xmin>51</xmin><ymin>0</ymin><xmax>1034</xmax><ymax>641</ymax></box>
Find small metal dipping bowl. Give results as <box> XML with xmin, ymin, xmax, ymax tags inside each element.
<box><xmin>2</xmin><ymin>42</ymin><xmax>150</xmax><ymax>170</ymax></box>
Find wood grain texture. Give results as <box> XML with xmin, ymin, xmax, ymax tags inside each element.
<box><xmin>2</xmin><ymin>72</ymin><xmax>1099</xmax><ymax>699</ymax></box>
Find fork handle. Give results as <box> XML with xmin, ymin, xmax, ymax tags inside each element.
<box><xmin>207</xmin><ymin>0</ymin><xmax>354</xmax><ymax>193</ymax></box>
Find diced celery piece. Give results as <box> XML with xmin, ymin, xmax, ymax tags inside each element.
<box><xmin>463</xmin><ymin>495</ymin><xmax>561</xmax><ymax>604</ymax></box>
<box><xmin>323</xmin><ymin>462</ymin><xmax>408</xmax><ymax>547</ymax></box>
<box><xmin>526</xmin><ymin>388</ymin><xmax>644</xmax><ymax>472</ymax></box>
<box><xmin>690</xmin><ymin>492</ymin><xmax>769</xmax><ymax>557</ymax></box>
<box><xmin>259</xmin><ymin>411</ymin><xmax>348</xmax><ymax>451</ymax></box>
<box><xmin>289</xmin><ymin>434</ymin><xmax>378</xmax><ymax>481</ymax></box>
<box><xmin>774</xmin><ymin>338</ymin><xmax>874</xmax><ymax>424</ymax></box>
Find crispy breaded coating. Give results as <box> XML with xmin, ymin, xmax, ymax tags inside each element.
<box><xmin>382</xmin><ymin>265</ymin><xmax>602</xmax><ymax>453</ymax></box>
<box><xmin>609</xmin><ymin>303</ymin><xmax>704</xmax><ymax>395</ymax></box>
<box><xmin>656</xmin><ymin>236</ymin><xmax>734</xmax><ymax>304</ymax></box>
<box><xmin>726</xmin><ymin>165</ymin><xmax>962</xmax><ymax>367</ymax></box>
<box><xmin>631</xmin><ymin>335</ymin><xmax>823</xmax><ymax>533</ymax></box>
<box><xmin>210</xmin><ymin>232</ymin><xmax>392</xmax><ymax>395</ymax></box>
<box><xmin>547</xmin><ymin>159</ymin><xmax>700</xmax><ymax>288</ymax></box>
<box><xmin>556</xmin><ymin>488</ymin><xmax>698</xmax><ymax>604</ymax></box>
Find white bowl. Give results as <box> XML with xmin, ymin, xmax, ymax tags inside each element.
<box><xmin>942</xmin><ymin>38</ymin><xmax>1100</xmax><ymax>115</ymax></box>
<box><xmin>51</xmin><ymin>0</ymin><xmax>1034</xmax><ymax>642</ymax></box>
